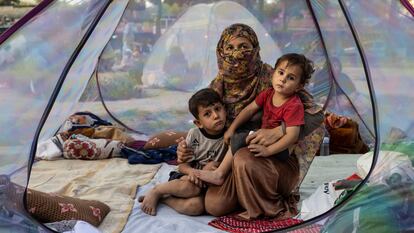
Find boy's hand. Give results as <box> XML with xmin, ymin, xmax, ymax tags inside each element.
<box><xmin>224</xmin><ymin>129</ymin><xmax>235</xmax><ymax>145</ymax></box>
<box><xmin>177</xmin><ymin>140</ymin><xmax>194</xmax><ymax>163</ymax></box>
<box><xmin>247</xmin><ymin>144</ymin><xmax>271</xmax><ymax>157</ymax></box>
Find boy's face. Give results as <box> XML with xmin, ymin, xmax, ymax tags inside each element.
<box><xmin>272</xmin><ymin>60</ymin><xmax>304</xmax><ymax>96</ymax></box>
<box><xmin>194</xmin><ymin>102</ymin><xmax>226</xmax><ymax>135</ymax></box>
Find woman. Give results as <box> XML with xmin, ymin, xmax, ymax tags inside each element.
<box><xmin>178</xmin><ymin>23</ymin><xmax>323</xmax><ymax>219</ymax></box>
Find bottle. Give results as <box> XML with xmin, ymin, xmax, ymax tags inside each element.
<box><xmin>320</xmin><ymin>130</ymin><xmax>330</xmax><ymax>156</ymax></box>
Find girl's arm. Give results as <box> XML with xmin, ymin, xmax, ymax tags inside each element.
<box><xmin>228</xmin><ymin>101</ymin><xmax>260</xmax><ymax>132</ymax></box>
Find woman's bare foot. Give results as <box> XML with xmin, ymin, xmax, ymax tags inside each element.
<box><xmin>237</xmin><ymin>211</ymin><xmax>250</xmax><ymax>220</ymax></box>
<box><xmin>195</xmin><ymin>170</ymin><xmax>224</xmax><ymax>186</ymax></box>
<box><xmin>139</xmin><ymin>188</ymin><xmax>162</xmax><ymax>216</ymax></box>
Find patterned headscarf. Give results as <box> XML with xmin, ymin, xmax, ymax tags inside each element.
<box><xmin>209</xmin><ymin>23</ymin><xmax>274</xmax><ymax>124</ymax></box>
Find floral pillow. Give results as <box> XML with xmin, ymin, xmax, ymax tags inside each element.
<box><xmin>27</xmin><ymin>189</ymin><xmax>110</xmax><ymax>227</ymax></box>
<box><xmin>144</xmin><ymin>131</ymin><xmax>187</xmax><ymax>150</ymax></box>
<box><xmin>0</xmin><ymin>176</ymin><xmax>110</xmax><ymax>227</ymax></box>
<box><xmin>63</xmin><ymin>138</ymin><xmax>122</xmax><ymax>160</ymax></box>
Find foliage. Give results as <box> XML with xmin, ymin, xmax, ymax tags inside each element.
<box><xmin>80</xmin><ymin>68</ymin><xmax>145</xmax><ymax>101</ymax></box>
<box><xmin>0</xmin><ymin>0</ymin><xmax>19</xmax><ymax>6</ymax></box>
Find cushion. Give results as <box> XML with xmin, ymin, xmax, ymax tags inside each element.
<box><xmin>27</xmin><ymin>189</ymin><xmax>110</xmax><ymax>227</ymax></box>
<box><xmin>63</xmin><ymin>138</ymin><xmax>122</xmax><ymax>160</ymax></box>
<box><xmin>0</xmin><ymin>176</ymin><xmax>110</xmax><ymax>227</ymax></box>
<box><xmin>143</xmin><ymin>131</ymin><xmax>187</xmax><ymax>149</ymax></box>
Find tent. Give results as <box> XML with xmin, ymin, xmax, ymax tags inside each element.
<box><xmin>0</xmin><ymin>0</ymin><xmax>413</xmax><ymax>232</ymax></box>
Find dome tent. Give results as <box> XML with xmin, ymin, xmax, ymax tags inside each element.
<box><xmin>0</xmin><ymin>0</ymin><xmax>413</xmax><ymax>232</ymax></box>
<box><xmin>141</xmin><ymin>1</ymin><xmax>281</xmax><ymax>91</ymax></box>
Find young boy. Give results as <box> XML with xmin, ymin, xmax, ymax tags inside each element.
<box><xmin>139</xmin><ymin>88</ymin><xmax>227</xmax><ymax>216</ymax></box>
<box><xmin>196</xmin><ymin>53</ymin><xmax>314</xmax><ymax>185</ymax></box>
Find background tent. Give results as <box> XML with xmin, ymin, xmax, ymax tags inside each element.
<box><xmin>141</xmin><ymin>1</ymin><xmax>281</xmax><ymax>90</ymax></box>
<box><xmin>0</xmin><ymin>0</ymin><xmax>414</xmax><ymax>232</ymax></box>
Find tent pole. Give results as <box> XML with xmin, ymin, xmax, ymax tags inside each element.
<box><xmin>0</xmin><ymin>0</ymin><xmax>54</xmax><ymax>45</ymax></box>
<box><xmin>400</xmin><ymin>0</ymin><xmax>414</xmax><ymax>17</ymax></box>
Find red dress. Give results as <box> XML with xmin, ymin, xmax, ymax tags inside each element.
<box><xmin>255</xmin><ymin>88</ymin><xmax>304</xmax><ymax>129</ymax></box>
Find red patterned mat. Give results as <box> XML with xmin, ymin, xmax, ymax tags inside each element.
<box><xmin>289</xmin><ymin>224</ymin><xmax>323</xmax><ymax>233</ymax></box>
<box><xmin>208</xmin><ymin>214</ymin><xmax>304</xmax><ymax>233</ymax></box>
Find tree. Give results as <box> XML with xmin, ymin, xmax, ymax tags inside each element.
<box><xmin>0</xmin><ymin>0</ymin><xmax>20</xmax><ymax>6</ymax></box>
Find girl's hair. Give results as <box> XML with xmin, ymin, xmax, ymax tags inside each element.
<box><xmin>275</xmin><ymin>53</ymin><xmax>315</xmax><ymax>85</ymax></box>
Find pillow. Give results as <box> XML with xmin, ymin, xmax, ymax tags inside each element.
<box><xmin>63</xmin><ymin>138</ymin><xmax>122</xmax><ymax>160</ymax></box>
<box><xmin>144</xmin><ymin>130</ymin><xmax>187</xmax><ymax>150</ymax></box>
<box><xmin>27</xmin><ymin>189</ymin><xmax>110</xmax><ymax>227</ymax></box>
<box><xmin>0</xmin><ymin>177</ymin><xmax>110</xmax><ymax>228</ymax></box>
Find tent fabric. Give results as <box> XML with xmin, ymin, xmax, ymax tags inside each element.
<box><xmin>1</xmin><ymin>0</ymin><xmax>414</xmax><ymax>232</ymax></box>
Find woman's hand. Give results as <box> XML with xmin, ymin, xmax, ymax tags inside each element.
<box><xmin>177</xmin><ymin>140</ymin><xmax>194</xmax><ymax>163</ymax></box>
<box><xmin>224</xmin><ymin>129</ymin><xmax>235</xmax><ymax>145</ymax></box>
<box><xmin>247</xmin><ymin>144</ymin><xmax>271</xmax><ymax>157</ymax></box>
<box><xmin>246</xmin><ymin>126</ymin><xmax>284</xmax><ymax>146</ymax></box>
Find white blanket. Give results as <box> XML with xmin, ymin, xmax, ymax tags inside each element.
<box><xmin>122</xmin><ymin>163</ymin><xmax>225</xmax><ymax>233</ymax></box>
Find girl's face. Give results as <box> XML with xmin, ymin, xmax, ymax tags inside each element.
<box><xmin>272</xmin><ymin>60</ymin><xmax>304</xmax><ymax>96</ymax></box>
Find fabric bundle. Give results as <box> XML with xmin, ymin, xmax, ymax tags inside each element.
<box><xmin>121</xmin><ymin>145</ymin><xmax>177</xmax><ymax>165</ymax></box>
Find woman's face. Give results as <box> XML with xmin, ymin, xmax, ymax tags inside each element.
<box><xmin>220</xmin><ymin>36</ymin><xmax>255</xmax><ymax>74</ymax></box>
<box><xmin>223</xmin><ymin>37</ymin><xmax>253</xmax><ymax>56</ymax></box>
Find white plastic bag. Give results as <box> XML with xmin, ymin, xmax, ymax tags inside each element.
<box><xmin>36</xmin><ymin>135</ymin><xmax>64</xmax><ymax>160</ymax></box>
<box><xmin>300</xmin><ymin>181</ymin><xmax>343</xmax><ymax>220</ymax></box>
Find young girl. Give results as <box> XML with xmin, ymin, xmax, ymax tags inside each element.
<box><xmin>196</xmin><ymin>53</ymin><xmax>314</xmax><ymax>187</ymax></box>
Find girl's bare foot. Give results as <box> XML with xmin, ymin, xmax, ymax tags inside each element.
<box><xmin>139</xmin><ymin>188</ymin><xmax>162</xmax><ymax>216</ymax></box>
<box><xmin>195</xmin><ymin>170</ymin><xmax>224</xmax><ymax>186</ymax></box>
